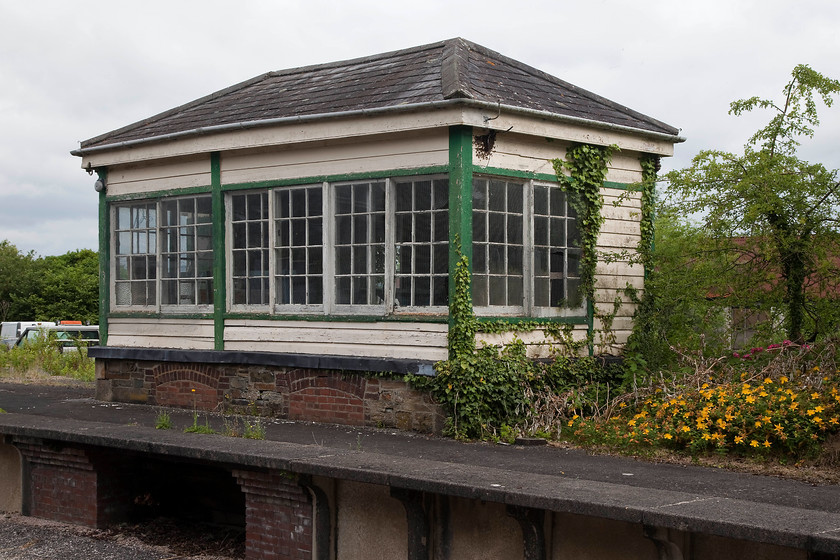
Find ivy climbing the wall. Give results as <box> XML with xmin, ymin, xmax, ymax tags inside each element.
<box><xmin>638</xmin><ymin>154</ymin><xmax>660</xmax><ymax>270</ymax></box>
<box><xmin>551</xmin><ymin>143</ymin><xmax>615</xmax><ymax>305</ymax></box>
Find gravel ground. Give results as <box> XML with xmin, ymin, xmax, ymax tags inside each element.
<box><xmin>0</xmin><ymin>513</ymin><xmax>243</xmax><ymax>559</ymax></box>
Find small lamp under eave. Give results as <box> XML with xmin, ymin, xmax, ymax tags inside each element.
<box><xmin>94</xmin><ymin>178</ymin><xmax>105</xmax><ymax>193</ymax></box>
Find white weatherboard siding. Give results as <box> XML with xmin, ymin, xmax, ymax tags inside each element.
<box><xmin>224</xmin><ymin>320</ymin><xmax>448</xmax><ymax>361</ymax></box>
<box><xmin>108</xmin><ymin>318</ymin><xmax>215</xmax><ymax>350</ymax></box>
<box><xmin>473</xmin><ymin>133</ymin><xmax>567</xmax><ymax>176</ymax></box>
<box><xmin>81</xmin><ymin>109</ymin><xmax>467</xmax><ymax>169</ymax></box>
<box><xmin>80</xmin><ymin>106</ymin><xmax>676</xmax><ymax>170</ymax></box>
<box><xmin>106</xmin><ymin>156</ymin><xmax>211</xmax><ymax>197</ymax></box>
<box><xmin>592</xmin><ymin>186</ymin><xmax>644</xmax><ymax>354</ymax></box>
<box><xmin>460</xmin><ymin>108</ymin><xmax>676</xmax><ymax>159</ymax></box>
<box><xmin>477</xmin><ymin>325</ymin><xmax>591</xmax><ymax>358</ymax></box>
<box><xmin>221</xmin><ymin>131</ymin><xmax>448</xmax><ymax>185</ymax></box>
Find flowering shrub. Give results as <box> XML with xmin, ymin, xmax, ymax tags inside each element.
<box><xmin>561</xmin><ymin>339</ymin><xmax>840</xmax><ymax>460</ymax></box>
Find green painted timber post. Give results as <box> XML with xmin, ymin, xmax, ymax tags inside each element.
<box><xmin>211</xmin><ymin>152</ymin><xmax>225</xmax><ymax>350</ymax></box>
<box><xmin>97</xmin><ymin>168</ymin><xmax>109</xmax><ymax>345</ymax></box>
<box><xmin>448</xmin><ymin>125</ymin><xmax>473</xmax><ymax>327</ymax></box>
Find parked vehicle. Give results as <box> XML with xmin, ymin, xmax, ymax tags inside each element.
<box><xmin>15</xmin><ymin>325</ymin><xmax>99</xmax><ymax>351</ymax></box>
<box><xmin>1</xmin><ymin>321</ymin><xmax>57</xmax><ymax>348</ymax></box>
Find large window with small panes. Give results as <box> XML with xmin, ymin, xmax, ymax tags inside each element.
<box><xmin>227</xmin><ymin>176</ymin><xmax>450</xmax><ymax>315</ymax></box>
<box><xmin>472</xmin><ymin>177</ymin><xmax>583</xmax><ymax>317</ymax></box>
<box><xmin>112</xmin><ymin>195</ymin><xmax>213</xmax><ymax>311</ymax></box>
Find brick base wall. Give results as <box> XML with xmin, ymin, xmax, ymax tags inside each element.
<box><xmin>234</xmin><ymin>470</ymin><xmax>313</xmax><ymax>560</ymax></box>
<box><xmin>14</xmin><ymin>439</ymin><xmax>130</xmax><ymax>528</ymax></box>
<box><xmin>96</xmin><ymin>359</ymin><xmax>444</xmax><ymax>433</ymax></box>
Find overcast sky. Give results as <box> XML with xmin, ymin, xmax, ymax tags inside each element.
<box><xmin>1</xmin><ymin>0</ymin><xmax>838</xmax><ymax>256</ymax></box>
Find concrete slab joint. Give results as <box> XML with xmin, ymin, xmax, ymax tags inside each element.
<box><xmin>391</xmin><ymin>487</ymin><xmax>430</xmax><ymax>560</ymax></box>
<box><xmin>506</xmin><ymin>505</ymin><xmax>546</xmax><ymax>560</ymax></box>
<box><xmin>644</xmin><ymin>525</ymin><xmax>686</xmax><ymax>560</ymax></box>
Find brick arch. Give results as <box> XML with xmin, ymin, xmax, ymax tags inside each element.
<box><xmin>151</xmin><ymin>364</ymin><xmax>221</xmax><ymax>410</ymax></box>
<box><xmin>287</xmin><ymin>371</ymin><xmax>367</xmax><ymax>425</ymax></box>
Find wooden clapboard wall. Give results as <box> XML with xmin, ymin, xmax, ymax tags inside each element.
<box><xmin>108</xmin><ymin>318</ymin><xmax>215</xmax><ymax>350</ymax></box>
<box><xmin>224</xmin><ymin>320</ymin><xmax>448</xmax><ymax>360</ymax></box>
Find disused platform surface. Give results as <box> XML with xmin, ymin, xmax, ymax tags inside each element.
<box><xmin>1</xmin><ymin>381</ymin><xmax>839</xmax><ymax>554</ymax></box>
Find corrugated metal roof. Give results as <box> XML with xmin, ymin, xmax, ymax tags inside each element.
<box><xmin>76</xmin><ymin>38</ymin><xmax>680</xmax><ymax>153</ymax></box>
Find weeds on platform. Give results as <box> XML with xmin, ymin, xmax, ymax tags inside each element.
<box><xmin>154</xmin><ymin>410</ymin><xmax>173</xmax><ymax>430</ymax></box>
<box><xmin>0</xmin><ymin>332</ymin><xmax>94</xmax><ymax>382</ymax></box>
<box><xmin>184</xmin><ymin>411</ymin><xmax>216</xmax><ymax>435</ymax></box>
<box><xmin>221</xmin><ymin>414</ymin><xmax>266</xmax><ymax>440</ymax></box>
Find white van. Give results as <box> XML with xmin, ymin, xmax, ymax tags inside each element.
<box><xmin>1</xmin><ymin>321</ymin><xmax>56</xmax><ymax>348</ymax></box>
<box><xmin>15</xmin><ymin>324</ymin><xmax>99</xmax><ymax>351</ymax></box>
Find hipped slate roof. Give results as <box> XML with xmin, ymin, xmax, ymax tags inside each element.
<box><xmin>75</xmin><ymin>38</ymin><xmax>681</xmax><ymax>155</ymax></box>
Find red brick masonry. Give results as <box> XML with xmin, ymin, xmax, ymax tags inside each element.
<box><xmin>96</xmin><ymin>359</ymin><xmax>444</xmax><ymax>433</ymax></box>
<box><xmin>14</xmin><ymin>438</ymin><xmax>129</xmax><ymax>528</ymax></box>
<box><xmin>233</xmin><ymin>470</ymin><xmax>313</xmax><ymax>560</ymax></box>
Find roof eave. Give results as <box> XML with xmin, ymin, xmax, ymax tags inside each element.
<box><xmin>71</xmin><ymin>98</ymin><xmax>684</xmax><ymax>158</ymax></box>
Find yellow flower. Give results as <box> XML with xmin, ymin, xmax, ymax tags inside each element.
<box><xmin>790</xmin><ymin>402</ymin><xmax>799</xmax><ymax>410</ymax></box>
<box><xmin>829</xmin><ymin>417</ymin><xmax>839</xmax><ymax>425</ymax></box>
<box><xmin>734</xmin><ymin>435</ymin><xmax>745</xmax><ymax>444</ymax></box>
<box><xmin>750</xmin><ymin>440</ymin><xmax>759</xmax><ymax>448</ymax></box>
<box><xmin>815</xmin><ymin>406</ymin><xmax>824</xmax><ymax>413</ymax></box>
<box><xmin>780</xmin><ymin>376</ymin><xmax>788</xmax><ymax>384</ymax></box>
<box><xmin>763</xmin><ymin>378</ymin><xmax>773</xmax><ymax>384</ymax></box>
<box><xmin>746</xmin><ymin>396</ymin><xmax>756</xmax><ymax>404</ymax></box>
<box><xmin>763</xmin><ymin>440</ymin><xmax>771</xmax><ymax>448</ymax></box>
<box><xmin>762</xmin><ymin>416</ymin><xmax>771</xmax><ymax>423</ymax></box>
<box><xmin>812</xmin><ymin>392</ymin><xmax>820</xmax><ymax>399</ymax></box>
<box><xmin>759</xmin><ymin>391</ymin><xmax>768</xmax><ymax>397</ymax></box>
<box><xmin>807</xmin><ymin>409</ymin><xmax>816</xmax><ymax>416</ymax></box>
<box><xmin>619</xmin><ymin>402</ymin><xmax>627</xmax><ymax>408</ymax></box>
<box><xmin>702</xmin><ymin>433</ymin><xmax>712</xmax><ymax>441</ymax></box>
<box><xmin>663</xmin><ymin>433</ymin><xmax>673</xmax><ymax>440</ymax></box>
<box><xmin>754</xmin><ymin>421</ymin><xmax>763</xmax><ymax>428</ymax></box>
<box><xmin>628</xmin><ymin>419</ymin><xmax>637</xmax><ymax>427</ymax></box>
<box><xmin>774</xmin><ymin>423</ymin><xmax>784</xmax><ymax>434</ymax></box>
<box><xmin>682</xmin><ymin>425</ymin><xmax>691</xmax><ymax>433</ymax></box>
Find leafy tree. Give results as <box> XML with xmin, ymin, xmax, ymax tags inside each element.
<box><xmin>664</xmin><ymin>64</ymin><xmax>840</xmax><ymax>343</ymax></box>
<box><xmin>0</xmin><ymin>242</ymin><xmax>99</xmax><ymax>323</ymax></box>
<box><xmin>21</xmin><ymin>250</ymin><xmax>100</xmax><ymax>324</ymax></box>
<box><xmin>0</xmin><ymin>240</ymin><xmax>39</xmax><ymax>321</ymax></box>
<box><xmin>624</xmin><ymin>210</ymin><xmax>735</xmax><ymax>372</ymax></box>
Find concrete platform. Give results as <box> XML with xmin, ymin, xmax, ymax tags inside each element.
<box><xmin>1</xmin><ymin>381</ymin><xmax>839</xmax><ymax>558</ymax></box>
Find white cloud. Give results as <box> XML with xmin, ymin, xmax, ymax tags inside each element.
<box><xmin>0</xmin><ymin>0</ymin><xmax>838</xmax><ymax>254</ymax></box>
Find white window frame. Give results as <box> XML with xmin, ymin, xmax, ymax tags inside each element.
<box><xmin>272</xmin><ymin>183</ymin><xmax>328</xmax><ymax>314</ymax></box>
<box><xmin>111</xmin><ymin>194</ymin><xmax>214</xmax><ymax>314</ymax></box>
<box><xmin>472</xmin><ymin>177</ymin><xmax>586</xmax><ymax>318</ymax></box>
<box><xmin>227</xmin><ymin>189</ymin><xmax>272</xmax><ymax>313</ymax></box>
<box><xmin>392</xmin><ymin>177</ymin><xmax>451</xmax><ymax>313</ymax></box>
<box><xmin>225</xmin><ymin>175</ymin><xmax>450</xmax><ymax>317</ymax></box>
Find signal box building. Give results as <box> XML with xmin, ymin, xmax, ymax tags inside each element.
<box><xmin>74</xmin><ymin>38</ymin><xmax>681</xmax><ymax>430</ymax></box>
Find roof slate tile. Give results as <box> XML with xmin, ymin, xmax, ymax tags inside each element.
<box><xmin>78</xmin><ymin>38</ymin><xmax>678</xmax><ymax>151</ymax></box>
